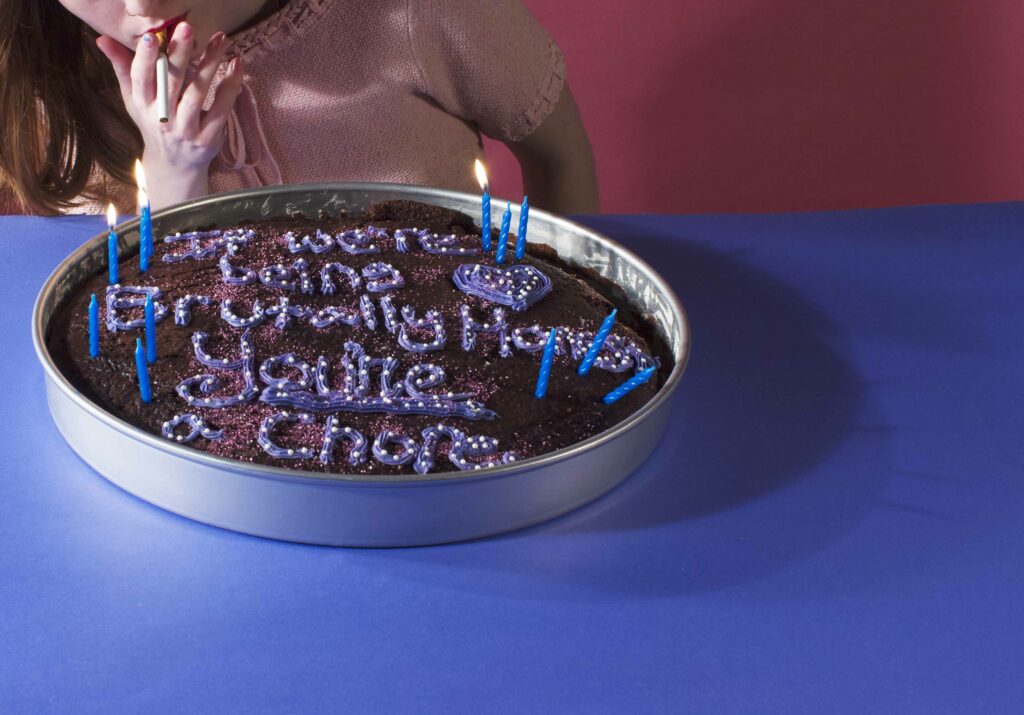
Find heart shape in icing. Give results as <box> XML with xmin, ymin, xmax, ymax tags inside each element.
<box><xmin>452</xmin><ymin>263</ymin><xmax>553</xmax><ymax>312</ymax></box>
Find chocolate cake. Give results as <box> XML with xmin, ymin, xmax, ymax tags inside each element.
<box><xmin>47</xmin><ymin>199</ymin><xmax>671</xmax><ymax>476</ymax></box>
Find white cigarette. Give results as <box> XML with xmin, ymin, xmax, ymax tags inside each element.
<box><xmin>156</xmin><ymin>52</ymin><xmax>170</xmax><ymax>123</ymax></box>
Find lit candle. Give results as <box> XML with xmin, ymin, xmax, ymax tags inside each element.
<box><xmin>475</xmin><ymin>159</ymin><xmax>491</xmax><ymax>251</ymax></box>
<box><xmin>106</xmin><ymin>203</ymin><xmax>119</xmax><ymax>285</ymax></box>
<box><xmin>135</xmin><ymin>337</ymin><xmax>152</xmax><ymax>403</ymax></box>
<box><xmin>515</xmin><ymin>195</ymin><xmax>529</xmax><ymax>261</ymax></box>
<box><xmin>496</xmin><ymin>202</ymin><xmax>511</xmax><ymax>265</ymax></box>
<box><xmin>88</xmin><ymin>293</ymin><xmax>100</xmax><ymax>358</ymax></box>
<box><xmin>602</xmin><ymin>366</ymin><xmax>657</xmax><ymax>405</ymax></box>
<box><xmin>135</xmin><ymin>160</ymin><xmax>152</xmax><ymax>272</ymax></box>
<box><xmin>534</xmin><ymin>328</ymin><xmax>557</xmax><ymax>399</ymax></box>
<box><xmin>144</xmin><ymin>293</ymin><xmax>157</xmax><ymax>364</ymax></box>
<box><xmin>578</xmin><ymin>308</ymin><xmax>617</xmax><ymax>376</ymax></box>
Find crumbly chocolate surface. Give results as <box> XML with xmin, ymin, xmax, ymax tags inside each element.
<box><xmin>47</xmin><ymin>200</ymin><xmax>670</xmax><ymax>477</ymax></box>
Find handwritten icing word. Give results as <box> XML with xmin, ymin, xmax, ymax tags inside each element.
<box><xmin>217</xmin><ymin>294</ymin><xmax>446</xmax><ymax>352</ymax></box>
<box><xmin>105</xmin><ymin>285</ymin><xmax>170</xmax><ymax>332</ymax></box>
<box><xmin>284</xmin><ymin>226</ymin><xmax>388</xmax><ymax>255</ymax></box>
<box><xmin>459</xmin><ymin>305</ymin><xmax>658</xmax><ymax>373</ymax></box>
<box><xmin>258</xmin><ymin>414</ymin><xmax>515</xmax><ymax>473</ymax></box>
<box><xmin>176</xmin><ymin>328</ymin><xmax>260</xmax><ymax>408</ymax></box>
<box><xmin>162</xmin><ymin>229</ymin><xmax>254</xmax><ymax>262</ymax></box>
<box><xmin>161</xmin><ymin>413</ymin><xmax>223</xmax><ymax>443</ymax></box>
<box><xmin>219</xmin><ymin>255</ymin><xmax>405</xmax><ymax>294</ymax></box>
<box><xmin>176</xmin><ymin>332</ymin><xmax>495</xmax><ymax>420</ymax></box>
<box><xmin>395</xmin><ymin>227</ymin><xmax>480</xmax><ymax>256</ymax></box>
<box><xmin>258</xmin><ymin>341</ymin><xmax>495</xmax><ymax>420</ymax></box>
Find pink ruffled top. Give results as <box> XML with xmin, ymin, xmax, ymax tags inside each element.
<box><xmin>27</xmin><ymin>0</ymin><xmax>565</xmax><ymax>215</ymax></box>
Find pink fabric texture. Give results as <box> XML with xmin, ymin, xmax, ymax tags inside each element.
<box><xmin>8</xmin><ymin>0</ymin><xmax>565</xmax><ymax>215</ymax></box>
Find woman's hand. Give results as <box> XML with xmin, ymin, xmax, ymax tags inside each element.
<box><xmin>96</xmin><ymin>23</ymin><xmax>245</xmax><ymax>209</ymax></box>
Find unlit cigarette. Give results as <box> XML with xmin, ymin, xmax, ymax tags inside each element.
<box><xmin>156</xmin><ymin>31</ymin><xmax>169</xmax><ymax>123</ymax></box>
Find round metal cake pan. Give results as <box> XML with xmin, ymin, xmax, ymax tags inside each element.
<box><xmin>32</xmin><ymin>182</ymin><xmax>690</xmax><ymax>546</ymax></box>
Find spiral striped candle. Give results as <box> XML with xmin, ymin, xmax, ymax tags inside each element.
<box><xmin>602</xmin><ymin>366</ymin><xmax>657</xmax><ymax>405</ymax></box>
<box><xmin>136</xmin><ymin>160</ymin><xmax>153</xmax><ymax>272</ymax></box>
<box><xmin>534</xmin><ymin>328</ymin><xmax>558</xmax><ymax>398</ymax></box>
<box><xmin>88</xmin><ymin>294</ymin><xmax>100</xmax><ymax>358</ymax></box>
<box><xmin>475</xmin><ymin>160</ymin><xmax>491</xmax><ymax>251</ymax></box>
<box><xmin>144</xmin><ymin>294</ymin><xmax>157</xmax><ymax>364</ymax></box>
<box><xmin>139</xmin><ymin>195</ymin><xmax>153</xmax><ymax>272</ymax></box>
<box><xmin>515</xmin><ymin>195</ymin><xmax>529</xmax><ymax>261</ymax></box>
<box><xmin>482</xmin><ymin>191</ymin><xmax>491</xmax><ymax>251</ymax></box>
<box><xmin>496</xmin><ymin>202</ymin><xmax>512</xmax><ymax>265</ymax></box>
<box><xmin>577</xmin><ymin>308</ymin><xmax>617</xmax><ymax>376</ymax></box>
<box><xmin>135</xmin><ymin>338</ymin><xmax>152</xmax><ymax>403</ymax></box>
<box><xmin>106</xmin><ymin>204</ymin><xmax>119</xmax><ymax>285</ymax></box>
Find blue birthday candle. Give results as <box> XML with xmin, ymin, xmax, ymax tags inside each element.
<box><xmin>534</xmin><ymin>328</ymin><xmax>558</xmax><ymax>399</ymax></box>
<box><xmin>578</xmin><ymin>308</ymin><xmax>617</xmax><ymax>376</ymax></box>
<box><xmin>139</xmin><ymin>193</ymin><xmax>153</xmax><ymax>272</ymax></box>
<box><xmin>88</xmin><ymin>294</ymin><xmax>100</xmax><ymax>358</ymax></box>
<box><xmin>476</xmin><ymin>159</ymin><xmax>491</xmax><ymax>251</ymax></box>
<box><xmin>106</xmin><ymin>204</ymin><xmax>119</xmax><ymax>285</ymax></box>
<box><xmin>144</xmin><ymin>294</ymin><xmax>157</xmax><ymax>364</ymax></box>
<box><xmin>496</xmin><ymin>202</ymin><xmax>512</xmax><ymax>265</ymax></box>
<box><xmin>602</xmin><ymin>366</ymin><xmax>657</xmax><ymax>405</ymax></box>
<box><xmin>135</xmin><ymin>338</ymin><xmax>152</xmax><ymax>403</ymax></box>
<box><xmin>515</xmin><ymin>196</ymin><xmax>529</xmax><ymax>261</ymax></box>
<box><xmin>135</xmin><ymin>160</ymin><xmax>153</xmax><ymax>272</ymax></box>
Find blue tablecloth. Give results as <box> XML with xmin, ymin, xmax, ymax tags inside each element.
<box><xmin>2</xmin><ymin>203</ymin><xmax>1022</xmax><ymax>713</ymax></box>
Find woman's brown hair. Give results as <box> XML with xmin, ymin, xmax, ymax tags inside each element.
<box><xmin>0</xmin><ymin>0</ymin><xmax>142</xmax><ymax>214</ymax></box>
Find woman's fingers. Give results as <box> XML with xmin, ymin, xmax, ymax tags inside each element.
<box><xmin>164</xmin><ymin>22</ymin><xmax>195</xmax><ymax>111</ymax></box>
<box><xmin>176</xmin><ymin>32</ymin><xmax>227</xmax><ymax>136</ymax></box>
<box><xmin>95</xmin><ymin>36</ymin><xmax>134</xmax><ymax>100</ymax></box>
<box><xmin>197</xmin><ymin>57</ymin><xmax>245</xmax><ymax>145</ymax></box>
<box><xmin>129</xmin><ymin>33</ymin><xmax>160</xmax><ymax>106</ymax></box>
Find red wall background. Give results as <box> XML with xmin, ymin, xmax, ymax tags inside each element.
<box><xmin>484</xmin><ymin>0</ymin><xmax>1024</xmax><ymax>214</ymax></box>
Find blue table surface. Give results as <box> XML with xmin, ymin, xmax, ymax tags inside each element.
<box><xmin>2</xmin><ymin>203</ymin><xmax>1022</xmax><ymax>713</ymax></box>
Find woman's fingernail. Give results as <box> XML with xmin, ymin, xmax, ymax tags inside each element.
<box><xmin>179</xmin><ymin>23</ymin><xmax>193</xmax><ymax>40</ymax></box>
<box><xmin>142</xmin><ymin>33</ymin><xmax>153</xmax><ymax>45</ymax></box>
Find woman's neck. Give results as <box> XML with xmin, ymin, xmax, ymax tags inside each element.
<box><xmin>227</xmin><ymin>0</ymin><xmax>290</xmax><ymax>36</ymax></box>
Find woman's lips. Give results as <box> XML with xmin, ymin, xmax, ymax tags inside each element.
<box><xmin>143</xmin><ymin>12</ymin><xmax>189</xmax><ymax>37</ymax></box>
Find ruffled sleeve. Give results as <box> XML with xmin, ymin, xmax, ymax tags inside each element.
<box><xmin>407</xmin><ymin>0</ymin><xmax>566</xmax><ymax>142</ymax></box>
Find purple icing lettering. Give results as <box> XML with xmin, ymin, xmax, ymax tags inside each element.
<box><xmin>372</xmin><ymin>430</ymin><xmax>417</xmax><ymax>466</ymax></box>
<box><xmin>319</xmin><ymin>416</ymin><xmax>368</xmax><ymax>465</ymax></box>
<box><xmin>162</xmin><ymin>228</ymin><xmax>252</xmax><ymax>263</ymax></box>
<box><xmin>398</xmin><ymin>305</ymin><xmax>446</xmax><ymax>353</ymax></box>
<box><xmin>361</xmin><ymin>262</ymin><xmax>404</xmax><ymax>293</ymax></box>
<box><xmin>176</xmin><ymin>329</ymin><xmax>259</xmax><ymax>408</ymax></box>
<box><xmin>161</xmin><ymin>413</ymin><xmax>223</xmax><ymax>443</ymax></box>
<box><xmin>260</xmin><ymin>353</ymin><xmax>314</xmax><ymax>391</ymax></box>
<box><xmin>219</xmin><ymin>253</ymin><xmax>258</xmax><ymax>285</ymax></box>
<box><xmin>174</xmin><ymin>294</ymin><xmax>215</xmax><ymax>326</ymax></box>
<box><xmin>459</xmin><ymin>304</ymin><xmax>511</xmax><ymax>357</ymax></box>
<box><xmin>105</xmin><ymin>285</ymin><xmax>169</xmax><ymax>332</ymax></box>
<box><xmin>257</xmin><ymin>412</ymin><xmax>318</xmax><ymax>459</ymax></box>
<box><xmin>192</xmin><ymin>331</ymin><xmax>245</xmax><ymax>369</ymax></box>
<box><xmin>310</xmin><ymin>305</ymin><xmax>360</xmax><ymax>329</ymax></box>
<box><xmin>264</xmin><ymin>296</ymin><xmax>312</xmax><ymax>330</ymax></box>
<box><xmin>284</xmin><ymin>229</ymin><xmax>334</xmax><ymax>254</ymax></box>
<box><xmin>320</xmin><ymin>263</ymin><xmax>361</xmax><ymax>295</ymax></box>
<box><xmin>335</xmin><ymin>226</ymin><xmax>386</xmax><ymax>255</ymax></box>
<box><xmin>359</xmin><ymin>294</ymin><xmax>377</xmax><ymax>330</ymax></box>
<box><xmin>220</xmin><ymin>299</ymin><xmax>266</xmax><ymax>329</ymax></box>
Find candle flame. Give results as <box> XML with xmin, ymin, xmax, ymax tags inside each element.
<box><xmin>134</xmin><ymin>159</ymin><xmax>148</xmax><ymax>193</ymax></box>
<box><xmin>106</xmin><ymin>203</ymin><xmax>117</xmax><ymax>229</ymax></box>
<box><xmin>474</xmin><ymin>159</ymin><xmax>489</xmax><ymax>192</ymax></box>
